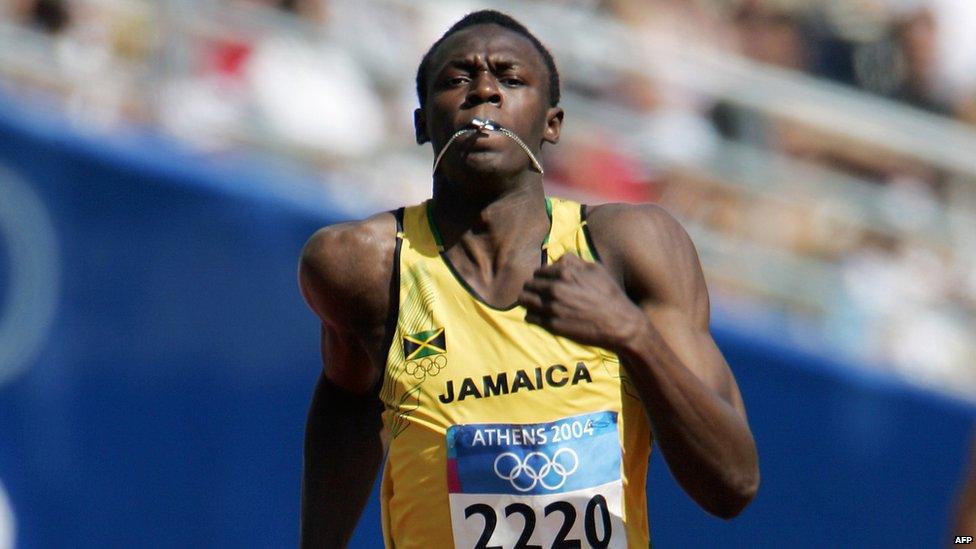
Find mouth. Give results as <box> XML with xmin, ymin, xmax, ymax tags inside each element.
<box><xmin>432</xmin><ymin>117</ymin><xmax>544</xmax><ymax>175</ymax></box>
<box><xmin>447</xmin><ymin>118</ymin><xmax>502</xmax><ymax>153</ymax></box>
<box><xmin>450</xmin><ymin>117</ymin><xmax>499</xmax><ymax>137</ymax></box>
<box><xmin>462</xmin><ymin>129</ymin><xmax>502</xmax><ymax>152</ymax></box>
<box><xmin>469</xmin><ymin>118</ymin><xmax>499</xmax><ymax>132</ymax></box>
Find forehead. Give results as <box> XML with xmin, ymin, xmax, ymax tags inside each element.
<box><xmin>429</xmin><ymin>24</ymin><xmax>547</xmax><ymax>72</ymax></box>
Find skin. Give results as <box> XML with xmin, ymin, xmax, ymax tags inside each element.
<box><xmin>952</xmin><ymin>430</ymin><xmax>976</xmax><ymax>544</ymax></box>
<box><xmin>298</xmin><ymin>23</ymin><xmax>759</xmax><ymax>547</ymax></box>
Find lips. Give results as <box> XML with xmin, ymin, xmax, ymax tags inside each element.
<box><xmin>461</xmin><ymin>130</ymin><xmax>503</xmax><ymax>152</ymax></box>
<box><xmin>454</xmin><ymin>116</ymin><xmax>501</xmax><ymax>134</ymax></box>
<box><xmin>431</xmin><ymin>116</ymin><xmax>544</xmax><ymax>174</ymax></box>
<box><xmin>467</xmin><ymin>129</ymin><xmax>495</xmax><ymax>150</ymax></box>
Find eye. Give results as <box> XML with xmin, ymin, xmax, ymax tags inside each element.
<box><xmin>500</xmin><ymin>77</ymin><xmax>524</xmax><ymax>87</ymax></box>
<box><xmin>446</xmin><ymin>76</ymin><xmax>470</xmax><ymax>87</ymax></box>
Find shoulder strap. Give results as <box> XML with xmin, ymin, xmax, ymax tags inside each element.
<box><xmin>579</xmin><ymin>203</ymin><xmax>604</xmax><ymax>263</ymax></box>
<box><xmin>380</xmin><ymin>207</ymin><xmax>405</xmax><ymax>361</ymax></box>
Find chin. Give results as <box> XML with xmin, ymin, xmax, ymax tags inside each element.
<box><xmin>459</xmin><ymin>154</ymin><xmax>523</xmax><ymax>179</ymax></box>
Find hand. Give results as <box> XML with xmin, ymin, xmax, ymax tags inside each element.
<box><xmin>518</xmin><ymin>253</ymin><xmax>648</xmax><ymax>350</ymax></box>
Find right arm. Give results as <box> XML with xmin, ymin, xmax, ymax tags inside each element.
<box><xmin>953</xmin><ymin>430</ymin><xmax>976</xmax><ymax>545</ymax></box>
<box><xmin>297</xmin><ymin>214</ymin><xmax>396</xmax><ymax>548</ymax></box>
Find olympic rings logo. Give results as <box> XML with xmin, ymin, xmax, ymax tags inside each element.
<box><xmin>403</xmin><ymin>355</ymin><xmax>446</xmax><ymax>380</ymax></box>
<box><xmin>493</xmin><ymin>448</ymin><xmax>579</xmax><ymax>492</ymax></box>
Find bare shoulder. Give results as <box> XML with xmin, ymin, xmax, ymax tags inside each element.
<box><xmin>585</xmin><ymin>202</ymin><xmax>706</xmax><ymax>311</ymax></box>
<box><xmin>299</xmin><ymin>211</ymin><xmax>397</xmax><ymax>330</ymax></box>
<box><xmin>586</xmin><ymin>202</ymin><xmax>697</xmax><ymax>271</ymax></box>
<box><xmin>587</xmin><ymin>201</ymin><xmax>689</xmax><ymax>237</ymax></box>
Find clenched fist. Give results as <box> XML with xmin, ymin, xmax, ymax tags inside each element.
<box><xmin>518</xmin><ymin>252</ymin><xmax>648</xmax><ymax>350</ymax></box>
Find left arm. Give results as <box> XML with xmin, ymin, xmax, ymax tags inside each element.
<box><xmin>952</xmin><ymin>430</ymin><xmax>976</xmax><ymax>543</ymax></box>
<box><xmin>518</xmin><ymin>203</ymin><xmax>759</xmax><ymax>519</ymax></box>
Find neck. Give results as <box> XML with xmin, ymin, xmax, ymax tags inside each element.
<box><xmin>430</xmin><ymin>179</ymin><xmax>549</xmax><ymax>274</ymax></box>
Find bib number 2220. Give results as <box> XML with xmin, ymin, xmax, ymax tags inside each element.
<box><xmin>464</xmin><ymin>493</ymin><xmax>613</xmax><ymax>549</ymax></box>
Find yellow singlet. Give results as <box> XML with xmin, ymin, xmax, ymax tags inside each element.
<box><xmin>379</xmin><ymin>197</ymin><xmax>652</xmax><ymax>548</ymax></box>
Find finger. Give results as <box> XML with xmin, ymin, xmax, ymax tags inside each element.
<box><xmin>525</xmin><ymin>312</ymin><xmax>570</xmax><ymax>339</ymax></box>
<box><xmin>517</xmin><ymin>290</ymin><xmax>546</xmax><ymax>312</ymax></box>
<box><xmin>522</xmin><ymin>278</ymin><xmax>554</xmax><ymax>296</ymax></box>
<box><xmin>536</xmin><ymin>253</ymin><xmax>586</xmax><ymax>279</ymax></box>
<box><xmin>524</xmin><ymin>312</ymin><xmax>549</xmax><ymax>328</ymax></box>
<box><xmin>532</xmin><ymin>262</ymin><xmax>565</xmax><ymax>279</ymax></box>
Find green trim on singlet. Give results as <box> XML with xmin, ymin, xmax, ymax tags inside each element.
<box><xmin>425</xmin><ymin>197</ymin><xmax>553</xmax><ymax>250</ymax></box>
<box><xmin>426</xmin><ymin>199</ymin><xmax>445</xmax><ymax>251</ymax></box>
<box><xmin>580</xmin><ymin>204</ymin><xmax>603</xmax><ymax>263</ymax></box>
<box><xmin>542</xmin><ymin>196</ymin><xmax>553</xmax><ymax>246</ymax></box>
<box><xmin>424</xmin><ymin>197</ymin><xmax>554</xmax><ymax>311</ymax></box>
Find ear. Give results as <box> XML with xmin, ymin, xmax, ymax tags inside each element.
<box><xmin>542</xmin><ymin>107</ymin><xmax>564</xmax><ymax>145</ymax></box>
<box><xmin>414</xmin><ymin>108</ymin><xmax>429</xmax><ymax>145</ymax></box>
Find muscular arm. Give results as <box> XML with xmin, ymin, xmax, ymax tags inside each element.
<box><xmin>519</xmin><ymin>203</ymin><xmax>759</xmax><ymax>519</ymax></box>
<box><xmin>297</xmin><ymin>214</ymin><xmax>395</xmax><ymax>547</ymax></box>
<box><xmin>597</xmin><ymin>204</ymin><xmax>758</xmax><ymax>519</ymax></box>
<box><xmin>952</xmin><ymin>430</ymin><xmax>976</xmax><ymax>542</ymax></box>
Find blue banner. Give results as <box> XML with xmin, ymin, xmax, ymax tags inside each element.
<box><xmin>447</xmin><ymin>411</ymin><xmax>620</xmax><ymax>495</ymax></box>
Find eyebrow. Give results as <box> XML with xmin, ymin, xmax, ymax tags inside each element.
<box><xmin>443</xmin><ymin>56</ymin><xmax>524</xmax><ymax>72</ymax></box>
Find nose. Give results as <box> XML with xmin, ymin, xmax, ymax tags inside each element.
<box><xmin>465</xmin><ymin>72</ymin><xmax>502</xmax><ymax>107</ymax></box>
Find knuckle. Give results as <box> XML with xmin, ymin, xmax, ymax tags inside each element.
<box><xmin>537</xmin><ymin>282</ymin><xmax>552</xmax><ymax>297</ymax></box>
<box><xmin>549</xmin><ymin>282</ymin><xmax>566</xmax><ymax>300</ymax></box>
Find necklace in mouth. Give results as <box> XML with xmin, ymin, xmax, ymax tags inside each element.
<box><xmin>431</xmin><ymin>118</ymin><xmax>544</xmax><ymax>175</ymax></box>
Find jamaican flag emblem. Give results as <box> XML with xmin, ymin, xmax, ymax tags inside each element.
<box><xmin>403</xmin><ymin>328</ymin><xmax>446</xmax><ymax>360</ymax></box>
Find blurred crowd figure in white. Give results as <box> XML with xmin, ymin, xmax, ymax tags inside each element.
<box><xmin>247</xmin><ymin>37</ymin><xmax>383</xmax><ymax>156</ymax></box>
<box><xmin>160</xmin><ymin>1</ymin><xmax>383</xmax><ymax>157</ymax></box>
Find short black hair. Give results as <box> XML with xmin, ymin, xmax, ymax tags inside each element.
<box><xmin>415</xmin><ymin>10</ymin><xmax>560</xmax><ymax>109</ymax></box>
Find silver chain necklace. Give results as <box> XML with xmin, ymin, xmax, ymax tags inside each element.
<box><xmin>431</xmin><ymin>118</ymin><xmax>545</xmax><ymax>175</ymax></box>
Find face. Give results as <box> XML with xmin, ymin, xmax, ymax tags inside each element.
<box><xmin>415</xmin><ymin>24</ymin><xmax>563</xmax><ymax>180</ymax></box>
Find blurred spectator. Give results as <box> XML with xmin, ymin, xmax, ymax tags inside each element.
<box><xmin>245</xmin><ymin>35</ymin><xmax>383</xmax><ymax>157</ymax></box>
<box><xmin>549</xmin><ymin>133</ymin><xmax>655</xmax><ymax>202</ymax></box>
<box><xmin>157</xmin><ymin>34</ymin><xmax>251</xmax><ymax>150</ymax></box>
<box><xmin>160</xmin><ymin>0</ymin><xmax>384</xmax><ymax>157</ymax></box>
<box><xmin>16</xmin><ymin>0</ymin><xmax>71</xmax><ymax>35</ymax></box>
<box><xmin>712</xmin><ymin>1</ymin><xmax>811</xmax><ymax>149</ymax></box>
<box><xmin>733</xmin><ymin>0</ymin><xmax>810</xmax><ymax>71</ymax></box>
<box><xmin>891</xmin><ymin>7</ymin><xmax>951</xmax><ymax>114</ymax></box>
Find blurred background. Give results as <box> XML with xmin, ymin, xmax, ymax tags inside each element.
<box><xmin>0</xmin><ymin>0</ymin><xmax>975</xmax><ymax>546</ymax></box>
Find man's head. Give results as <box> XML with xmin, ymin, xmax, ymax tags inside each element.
<box><xmin>414</xmin><ymin>10</ymin><xmax>564</xmax><ymax>183</ymax></box>
<box><xmin>415</xmin><ymin>10</ymin><xmax>560</xmax><ymax>110</ymax></box>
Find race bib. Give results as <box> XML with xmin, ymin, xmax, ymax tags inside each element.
<box><xmin>446</xmin><ymin>411</ymin><xmax>625</xmax><ymax>548</ymax></box>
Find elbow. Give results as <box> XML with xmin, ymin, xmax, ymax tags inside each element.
<box><xmin>707</xmin><ymin>470</ymin><xmax>760</xmax><ymax>520</ymax></box>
